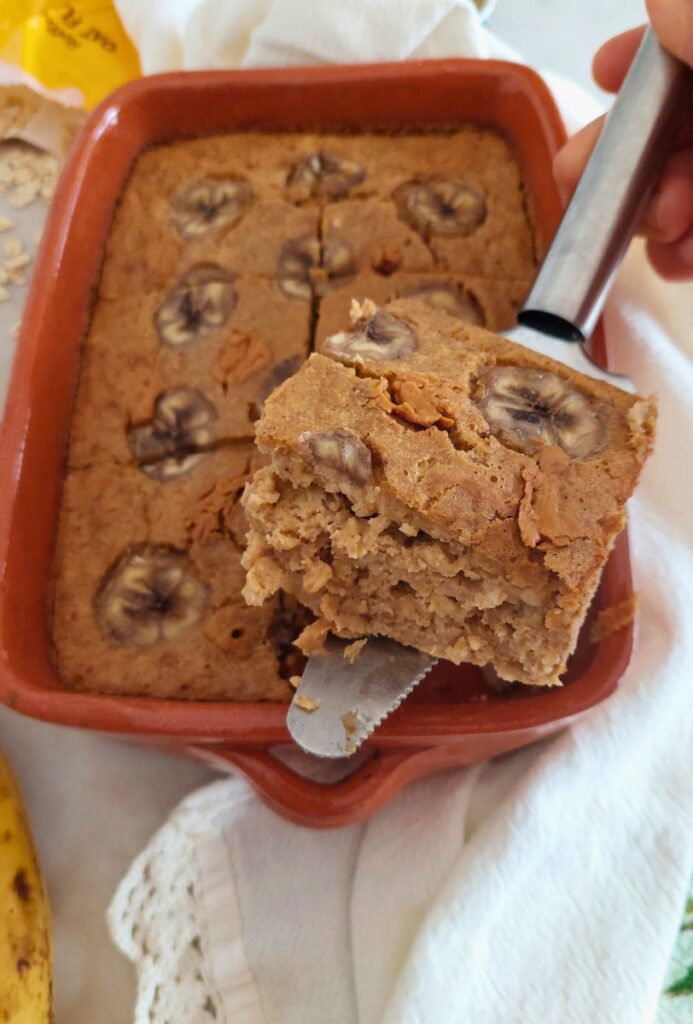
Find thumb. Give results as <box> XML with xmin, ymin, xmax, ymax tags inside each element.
<box><xmin>646</xmin><ymin>0</ymin><xmax>693</xmax><ymax>67</ymax></box>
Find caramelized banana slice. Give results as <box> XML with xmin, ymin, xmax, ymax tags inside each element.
<box><xmin>95</xmin><ymin>546</ymin><xmax>210</xmax><ymax>646</ymax></box>
<box><xmin>277</xmin><ymin>235</ymin><xmax>356</xmax><ymax>301</ymax></box>
<box><xmin>399</xmin><ymin>280</ymin><xmax>486</xmax><ymax>326</ymax></box>
<box><xmin>475</xmin><ymin>366</ymin><xmax>607</xmax><ymax>458</ymax></box>
<box><xmin>155</xmin><ymin>265</ymin><xmax>236</xmax><ymax>346</ymax></box>
<box><xmin>141</xmin><ymin>453</ymin><xmax>208</xmax><ymax>483</ymax></box>
<box><xmin>276</xmin><ymin>236</ymin><xmax>321</xmax><ymax>301</ymax></box>
<box><xmin>128</xmin><ymin>388</ymin><xmax>217</xmax><ymax>481</ymax></box>
<box><xmin>170</xmin><ymin>177</ymin><xmax>252</xmax><ymax>237</ymax></box>
<box><xmin>320</xmin><ymin>237</ymin><xmax>357</xmax><ymax>294</ymax></box>
<box><xmin>300</xmin><ymin>428</ymin><xmax>373</xmax><ymax>485</ymax></box>
<box><xmin>287</xmin><ymin>151</ymin><xmax>365</xmax><ymax>200</ymax></box>
<box><xmin>393</xmin><ymin>178</ymin><xmax>487</xmax><ymax>237</ymax></box>
<box><xmin>324</xmin><ymin>300</ymin><xmax>417</xmax><ymax>361</ymax></box>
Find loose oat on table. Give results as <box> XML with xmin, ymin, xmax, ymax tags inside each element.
<box><xmin>3</xmin><ymin>237</ymin><xmax>21</xmax><ymax>257</ymax></box>
<box><xmin>0</xmin><ymin>141</ymin><xmax>59</xmax><ymax>205</ymax></box>
<box><xmin>1</xmin><ymin>236</ymin><xmax>31</xmax><ymax>287</ymax></box>
<box><xmin>0</xmin><ymin>141</ymin><xmax>58</xmax><ymax>336</ymax></box>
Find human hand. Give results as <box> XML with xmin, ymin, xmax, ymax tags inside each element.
<box><xmin>553</xmin><ymin>0</ymin><xmax>693</xmax><ymax>280</ymax></box>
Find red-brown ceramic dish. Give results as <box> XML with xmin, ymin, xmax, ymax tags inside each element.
<box><xmin>0</xmin><ymin>61</ymin><xmax>633</xmax><ymax>828</ymax></box>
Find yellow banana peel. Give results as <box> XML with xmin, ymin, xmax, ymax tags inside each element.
<box><xmin>0</xmin><ymin>750</ymin><xmax>52</xmax><ymax>1023</ymax></box>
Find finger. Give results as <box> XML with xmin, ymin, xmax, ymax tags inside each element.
<box><xmin>641</xmin><ymin>148</ymin><xmax>693</xmax><ymax>243</ymax></box>
<box><xmin>646</xmin><ymin>227</ymin><xmax>693</xmax><ymax>280</ymax></box>
<box><xmin>593</xmin><ymin>26</ymin><xmax>647</xmax><ymax>93</ymax></box>
<box><xmin>553</xmin><ymin>117</ymin><xmax>604</xmax><ymax>191</ymax></box>
<box><xmin>646</xmin><ymin>0</ymin><xmax>693</xmax><ymax>68</ymax></box>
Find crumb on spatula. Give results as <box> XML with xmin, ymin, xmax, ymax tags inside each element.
<box><xmin>341</xmin><ymin>710</ymin><xmax>361</xmax><ymax>736</ymax></box>
<box><xmin>294</xmin><ymin>694</ymin><xmax>321</xmax><ymax>712</ymax></box>
<box><xmin>343</xmin><ymin>638</ymin><xmax>367</xmax><ymax>663</ymax></box>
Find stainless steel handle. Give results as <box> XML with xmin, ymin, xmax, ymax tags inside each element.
<box><xmin>520</xmin><ymin>28</ymin><xmax>690</xmax><ymax>342</ymax></box>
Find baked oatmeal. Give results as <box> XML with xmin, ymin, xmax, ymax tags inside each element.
<box><xmin>241</xmin><ymin>299</ymin><xmax>655</xmax><ymax>687</ymax></box>
<box><xmin>53</xmin><ymin>446</ymin><xmax>309</xmax><ymax>699</ymax></box>
<box><xmin>53</xmin><ymin>126</ymin><xmax>539</xmax><ymax>698</ymax></box>
<box><xmin>315</xmin><ymin>271</ymin><xmax>531</xmax><ymax>344</ymax></box>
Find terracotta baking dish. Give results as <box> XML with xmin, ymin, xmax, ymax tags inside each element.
<box><xmin>0</xmin><ymin>60</ymin><xmax>634</xmax><ymax>828</ymax></box>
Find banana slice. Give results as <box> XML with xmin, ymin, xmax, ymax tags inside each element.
<box><xmin>277</xmin><ymin>235</ymin><xmax>356</xmax><ymax>301</ymax></box>
<box><xmin>155</xmin><ymin>264</ymin><xmax>236</xmax><ymax>346</ymax></box>
<box><xmin>276</xmin><ymin>236</ymin><xmax>321</xmax><ymax>300</ymax></box>
<box><xmin>474</xmin><ymin>366</ymin><xmax>607</xmax><ymax>458</ymax></box>
<box><xmin>393</xmin><ymin>178</ymin><xmax>487</xmax><ymax>237</ymax></box>
<box><xmin>286</xmin><ymin>150</ymin><xmax>365</xmax><ymax>200</ymax></box>
<box><xmin>320</xmin><ymin>237</ymin><xmax>356</xmax><ymax>294</ymax></box>
<box><xmin>170</xmin><ymin>176</ymin><xmax>252</xmax><ymax>237</ymax></box>
<box><xmin>324</xmin><ymin>303</ymin><xmax>417</xmax><ymax>361</ymax></box>
<box><xmin>300</xmin><ymin>428</ymin><xmax>373</xmax><ymax>486</ymax></box>
<box><xmin>399</xmin><ymin>280</ymin><xmax>486</xmax><ymax>326</ymax></box>
<box><xmin>141</xmin><ymin>453</ymin><xmax>208</xmax><ymax>483</ymax></box>
<box><xmin>128</xmin><ymin>388</ymin><xmax>217</xmax><ymax>481</ymax></box>
<box><xmin>95</xmin><ymin>547</ymin><xmax>210</xmax><ymax>647</ymax></box>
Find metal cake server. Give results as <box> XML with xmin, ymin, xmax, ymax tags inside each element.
<box><xmin>288</xmin><ymin>29</ymin><xmax>688</xmax><ymax>759</ymax></box>
<box><xmin>288</xmin><ymin>637</ymin><xmax>433</xmax><ymax>758</ymax></box>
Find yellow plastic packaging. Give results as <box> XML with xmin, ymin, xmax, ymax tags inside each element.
<box><xmin>0</xmin><ymin>1</ymin><xmax>141</xmax><ymax>109</ymax></box>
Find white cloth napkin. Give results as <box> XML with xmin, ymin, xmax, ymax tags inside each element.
<box><xmin>115</xmin><ymin>0</ymin><xmax>490</xmax><ymax>73</ymax></box>
<box><xmin>109</xmin><ymin>3</ymin><xmax>693</xmax><ymax>1022</ymax></box>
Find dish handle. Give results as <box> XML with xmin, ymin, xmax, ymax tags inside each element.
<box><xmin>185</xmin><ymin>744</ymin><xmax>466</xmax><ymax>829</ymax></box>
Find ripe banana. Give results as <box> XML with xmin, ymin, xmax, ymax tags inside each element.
<box><xmin>0</xmin><ymin>750</ymin><xmax>51</xmax><ymax>1023</ymax></box>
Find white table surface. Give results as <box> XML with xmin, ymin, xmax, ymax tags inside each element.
<box><xmin>0</xmin><ymin>1</ymin><xmax>647</xmax><ymax>1020</ymax></box>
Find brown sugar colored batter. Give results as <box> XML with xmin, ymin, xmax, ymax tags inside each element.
<box><xmin>52</xmin><ymin>127</ymin><xmax>541</xmax><ymax>698</ymax></box>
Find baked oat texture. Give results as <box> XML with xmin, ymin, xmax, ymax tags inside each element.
<box><xmin>53</xmin><ymin>127</ymin><xmax>539</xmax><ymax>698</ymax></box>
<box><xmin>242</xmin><ymin>298</ymin><xmax>655</xmax><ymax>687</ymax></box>
<box><xmin>53</xmin><ymin>446</ymin><xmax>310</xmax><ymax>700</ymax></box>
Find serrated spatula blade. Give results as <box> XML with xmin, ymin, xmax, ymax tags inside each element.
<box><xmin>287</xmin><ymin>638</ymin><xmax>435</xmax><ymax>758</ymax></box>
